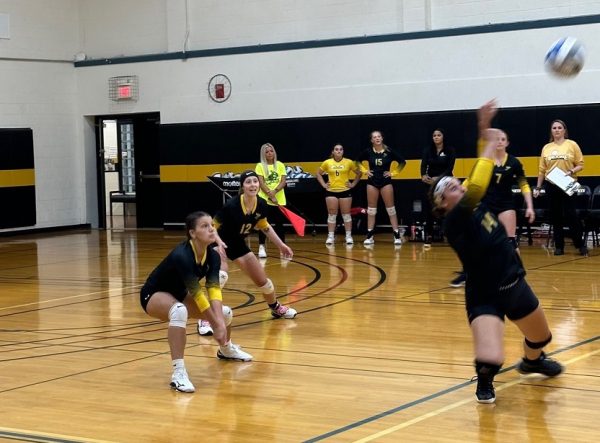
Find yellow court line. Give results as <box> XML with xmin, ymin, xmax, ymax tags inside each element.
<box><xmin>0</xmin><ymin>284</ymin><xmax>142</xmax><ymax>312</ymax></box>
<box><xmin>0</xmin><ymin>425</ymin><xmax>117</xmax><ymax>443</ymax></box>
<box><xmin>352</xmin><ymin>348</ymin><xmax>600</xmax><ymax>443</ymax></box>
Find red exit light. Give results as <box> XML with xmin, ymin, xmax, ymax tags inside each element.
<box><xmin>117</xmin><ymin>85</ymin><xmax>133</xmax><ymax>99</ymax></box>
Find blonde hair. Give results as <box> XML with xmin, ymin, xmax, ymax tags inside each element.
<box><xmin>370</xmin><ymin>131</ymin><xmax>390</xmax><ymax>152</ymax></box>
<box><xmin>259</xmin><ymin>143</ymin><xmax>277</xmax><ymax>177</ymax></box>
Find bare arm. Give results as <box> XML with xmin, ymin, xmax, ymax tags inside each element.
<box><xmin>316</xmin><ymin>168</ymin><xmax>328</xmax><ymax>189</ymax></box>
<box><xmin>261</xmin><ymin>225</ymin><xmax>293</xmax><ymax>258</ymax></box>
<box><xmin>349</xmin><ymin>167</ymin><xmax>362</xmax><ymax>188</ymax></box>
<box><xmin>533</xmin><ymin>173</ymin><xmax>545</xmax><ymax>198</ymax></box>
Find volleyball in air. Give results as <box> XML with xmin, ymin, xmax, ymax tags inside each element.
<box><xmin>544</xmin><ymin>37</ymin><xmax>585</xmax><ymax>78</ymax></box>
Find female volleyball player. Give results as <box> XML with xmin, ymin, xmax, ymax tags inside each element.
<box><xmin>356</xmin><ymin>130</ymin><xmax>406</xmax><ymax>245</ymax></box>
<box><xmin>430</xmin><ymin>100</ymin><xmax>562</xmax><ymax>404</ymax></box>
<box><xmin>140</xmin><ymin>211</ymin><xmax>253</xmax><ymax>393</ymax></box>
<box><xmin>197</xmin><ymin>170</ymin><xmax>297</xmax><ymax>336</ymax></box>
<box><xmin>316</xmin><ymin>143</ymin><xmax>362</xmax><ymax>245</ymax></box>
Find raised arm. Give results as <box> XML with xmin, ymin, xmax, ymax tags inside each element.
<box><xmin>460</xmin><ymin>100</ymin><xmax>499</xmax><ymax>209</ymax></box>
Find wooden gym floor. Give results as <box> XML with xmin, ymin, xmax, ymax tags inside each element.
<box><xmin>0</xmin><ymin>229</ymin><xmax>598</xmax><ymax>442</ymax></box>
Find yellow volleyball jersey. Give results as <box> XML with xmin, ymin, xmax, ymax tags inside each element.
<box><xmin>319</xmin><ymin>158</ymin><xmax>356</xmax><ymax>192</ymax></box>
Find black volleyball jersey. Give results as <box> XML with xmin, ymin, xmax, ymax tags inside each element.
<box><xmin>420</xmin><ymin>146</ymin><xmax>456</xmax><ymax>177</ymax></box>
<box><xmin>483</xmin><ymin>154</ymin><xmax>530</xmax><ymax>207</ymax></box>
<box><xmin>144</xmin><ymin>240</ymin><xmax>220</xmax><ymax>298</ymax></box>
<box><xmin>214</xmin><ymin>195</ymin><xmax>270</xmax><ymax>242</ymax></box>
<box><xmin>445</xmin><ymin>159</ymin><xmax>525</xmax><ymax>294</ymax></box>
<box><xmin>357</xmin><ymin>147</ymin><xmax>406</xmax><ymax>186</ymax></box>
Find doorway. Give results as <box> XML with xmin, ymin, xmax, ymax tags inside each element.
<box><xmin>96</xmin><ymin>112</ymin><xmax>162</xmax><ymax>229</ymax></box>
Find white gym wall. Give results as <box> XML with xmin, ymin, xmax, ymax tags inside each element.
<box><xmin>1</xmin><ymin>0</ymin><xmax>600</xmax><ymax>230</ymax></box>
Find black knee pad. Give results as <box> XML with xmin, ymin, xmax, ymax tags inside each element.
<box><xmin>508</xmin><ymin>237</ymin><xmax>518</xmax><ymax>249</ymax></box>
<box><xmin>475</xmin><ymin>360</ymin><xmax>502</xmax><ymax>378</ymax></box>
<box><xmin>525</xmin><ymin>334</ymin><xmax>552</xmax><ymax>349</ymax></box>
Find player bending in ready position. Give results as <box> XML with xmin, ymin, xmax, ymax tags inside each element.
<box><xmin>140</xmin><ymin>211</ymin><xmax>252</xmax><ymax>393</ymax></box>
<box><xmin>198</xmin><ymin>170</ymin><xmax>297</xmax><ymax>336</ymax></box>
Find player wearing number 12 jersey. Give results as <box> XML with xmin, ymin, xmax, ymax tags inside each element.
<box><xmin>199</xmin><ymin>170</ymin><xmax>297</xmax><ymax>335</ymax></box>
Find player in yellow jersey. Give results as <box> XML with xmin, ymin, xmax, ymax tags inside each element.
<box><xmin>316</xmin><ymin>144</ymin><xmax>362</xmax><ymax>245</ymax></box>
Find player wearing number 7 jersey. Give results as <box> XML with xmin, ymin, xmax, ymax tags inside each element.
<box><xmin>197</xmin><ymin>170</ymin><xmax>296</xmax><ymax>336</ymax></box>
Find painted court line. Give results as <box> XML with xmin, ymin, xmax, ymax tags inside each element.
<box><xmin>0</xmin><ymin>285</ymin><xmax>142</xmax><ymax>311</ymax></box>
<box><xmin>351</xmin><ymin>347</ymin><xmax>600</xmax><ymax>442</ymax></box>
<box><xmin>304</xmin><ymin>336</ymin><xmax>599</xmax><ymax>442</ymax></box>
<box><xmin>0</xmin><ymin>426</ymin><xmax>117</xmax><ymax>443</ymax></box>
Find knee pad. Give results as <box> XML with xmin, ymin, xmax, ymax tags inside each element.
<box><xmin>508</xmin><ymin>237</ymin><xmax>518</xmax><ymax>249</ymax></box>
<box><xmin>525</xmin><ymin>334</ymin><xmax>552</xmax><ymax>349</ymax></box>
<box><xmin>386</xmin><ymin>206</ymin><xmax>397</xmax><ymax>216</ymax></box>
<box><xmin>367</xmin><ymin>207</ymin><xmax>377</xmax><ymax>216</ymax></box>
<box><xmin>222</xmin><ymin>305</ymin><xmax>233</xmax><ymax>326</ymax></box>
<box><xmin>327</xmin><ymin>214</ymin><xmax>337</xmax><ymax>224</ymax></box>
<box><xmin>342</xmin><ymin>213</ymin><xmax>352</xmax><ymax>223</ymax></box>
<box><xmin>259</xmin><ymin>278</ymin><xmax>274</xmax><ymax>295</ymax></box>
<box><xmin>168</xmin><ymin>302</ymin><xmax>188</xmax><ymax>328</ymax></box>
<box><xmin>219</xmin><ymin>270</ymin><xmax>229</xmax><ymax>289</ymax></box>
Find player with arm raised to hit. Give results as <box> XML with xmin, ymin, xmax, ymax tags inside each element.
<box><xmin>429</xmin><ymin>100</ymin><xmax>563</xmax><ymax>404</ymax></box>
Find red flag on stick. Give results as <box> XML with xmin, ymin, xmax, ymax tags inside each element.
<box><xmin>278</xmin><ymin>206</ymin><xmax>305</xmax><ymax>237</ymax></box>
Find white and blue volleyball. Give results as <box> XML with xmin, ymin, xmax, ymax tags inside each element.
<box><xmin>545</xmin><ymin>37</ymin><xmax>585</xmax><ymax>78</ymax></box>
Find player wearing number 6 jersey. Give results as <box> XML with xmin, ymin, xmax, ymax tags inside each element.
<box><xmin>197</xmin><ymin>170</ymin><xmax>296</xmax><ymax>336</ymax></box>
<box><xmin>316</xmin><ymin>144</ymin><xmax>362</xmax><ymax>245</ymax></box>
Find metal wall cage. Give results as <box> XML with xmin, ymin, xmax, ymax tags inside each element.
<box><xmin>108</xmin><ymin>76</ymin><xmax>139</xmax><ymax>101</ymax></box>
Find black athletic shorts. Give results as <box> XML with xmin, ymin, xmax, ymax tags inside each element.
<box><xmin>466</xmin><ymin>277</ymin><xmax>539</xmax><ymax>324</ymax></box>
<box><xmin>220</xmin><ymin>235</ymin><xmax>252</xmax><ymax>261</ymax></box>
<box><xmin>325</xmin><ymin>190</ymin><xmax>352</xmax><ymax>199</ymax></box>
<box><xmin>486</xmin><ymin>200</ymin><xmax>516</xmax><ymax>216</ymax></box>
<box><xmin>367</xmin><ymin>178</ymin><xmax>392</xmax><ymax>189</ymax></box>
<box><xmin>139</xmin><ymin>283</ymin><xmax>186</xmax><ymax>312</ymax></box>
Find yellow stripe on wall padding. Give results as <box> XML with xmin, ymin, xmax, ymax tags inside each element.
<box><xmin>160</xmin><ymin>156</ymin><xmax>600</xmax><ymax>183</ymax></box>
<box><xmin>0</xmin><ymin>169</ymin><xmax>35</xmax><ymax>188</ymax></box>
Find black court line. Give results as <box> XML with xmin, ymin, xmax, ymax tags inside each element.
<box><xmin>0</xmin><ymin>429</ymin><xmax>90</xmax><ymax>443</ymax></box>
<box><xmin>303</xmin><ymin>335</ymin><xmax>600</xmax><ymax>442</ymax></box>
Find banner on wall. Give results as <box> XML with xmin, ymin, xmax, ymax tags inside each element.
<box><xmin>207</xmin><ymin>164</ymin><xmax>321</xmax><ymax>194</ymax></box>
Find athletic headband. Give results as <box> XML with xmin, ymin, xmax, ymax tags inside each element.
<box><xmin>239</xmin><ymin>170</ymin><xmax>258</xmax><ymax>188</ymax></box>
<box><xmin>433</xmin><ymin>176</ymin><xmax>454</xmax><ymax>206</ymax></box>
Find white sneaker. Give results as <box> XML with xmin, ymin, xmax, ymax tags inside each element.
<box><xmin>197</xmin><ymin>319</ymin><xmax>213</xmax><ymax>336</ymax></box>
<box><xmin>393</xmin><ymin>230</ymin><xmax>403</xmax><ymax>245</ymax></box>
<box><xmin>325</xmin><ymin>233</ymin><xmax>335</xmax><ymax>245</ymax></box>
<box><xmin>345</xmin><ymin>234</ymin><xmax>354</xmax><ymax>245</ymax></box>
<box><xmin>363</xmin><ymin>237</ymin><xmax>375</xmax><ymax>245</ymax></box>
<box><xmin>271</xmin><ymin>304</ymin><xmax>297</xmax><ymax>319</ymax></box>
<box><xmin>258</xmin><ymin>245</ymin><xmax>267</xmax><ymax>258</ymax></box>
<box><xmin>217</xmin><ymin>343</ymin><xmax>254</xmax><ymax>361</ymax></box>
<box><xmin>170</xmin><ymin>368</ymin><xmax>195</xmax><ymax>393</ymax></box>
